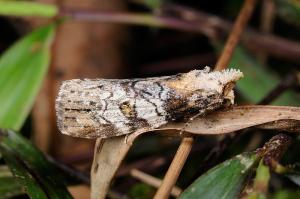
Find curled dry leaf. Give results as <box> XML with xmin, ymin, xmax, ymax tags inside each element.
<box><xmin>91</xmin><ymin>105</ymin><xmax>300</xmax><ymax>199</ymax></box>
<box><xmin>91</xmin><ymin>137</ymin><xmax>131</xmax><ymax>199</ymax></box>
<box><xmin>159</xmin><ymin>105</ymin><xmax>300</xmax><ymax>135</ymax></box>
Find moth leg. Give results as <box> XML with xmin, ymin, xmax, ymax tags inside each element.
<box><xmin>124</xmin><ymin>134</ymin><xmax>129</xmax><ymax>144</ymax></box>
<box><xmin>179</xmin><ymin>110</ymin><xmax>206</xmax><ymax>135</ymax></box>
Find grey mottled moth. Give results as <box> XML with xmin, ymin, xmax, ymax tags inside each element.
<box><xmin>56</xmin><ymin>67</ymin><xmax>243</xmax><ymax>138</ymax></box>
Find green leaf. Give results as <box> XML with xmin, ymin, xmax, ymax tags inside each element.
<box><xmin>228</xmin><ymin>46</ymin><xmax>300</xmax><ymax>106</ymax></box>
<box><xmin>245</xmin><ymin>160</ymin><xmax>270</xmax><ymax>199</ymax></box>
<box><xmin>179</xmin><ymin>153</ymin><xmax>258</xmax><ymax>199</ymax></box>
<box><xmin>1</xmin><ymin>146</ymin><xmax>48</xmax><ymax>199</ymax></box>
<box><xmin>271</xmin><ymin>190</ymin><xmax>300</xmax><ymax>199</ymax></box>
<box><xmin>0</xmin><ymin>166</ymin><xmax>24</xmax><ymax>199</ymax></box>
<box><xmin>275</xmin><ymin>0</ymin><xmax>300</xmax><ymax>28</ymax></box>
<box><xmin>0</xmin><ymin>176</ymin><xmax>25</xmax><ymax>199</ymax></box>
<box><xmin>0</xmin><ymin>1</ymin><xmax>58</xmax><ymax>17</ymax></box>
<box><xmin>0</xmin><ymin>129</ymin><xmax>74</xmax><ymax>199</ymax></box>
<box><xmin>142</xmin><ymin>0</ymin><xmax>162</xmax><ymax>9</ymax></box>
<box><xmin>0</xmin><ymin>24</ymin><xmax>55</xmax><ymax>131</ymax></box>
<box><xmin>129</xmin><ymin>183</ymin><xmax>155</xmax><ymax>199</ymax></box>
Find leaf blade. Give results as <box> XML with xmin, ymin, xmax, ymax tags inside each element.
<box><xmin>179</xmin><ymin>153</ymin><xmax>257</xmax><ymax>199</ymax></box>
<box><xmin>0</xmin><ymin>145</ymin><xmax>48</xmax><ymax>199</ymax></box>
<box><xmin>0</xmin><ymin>166</ymin><xmax>25</xmax><ymax>199</ymax></box>
<box><xmin>0</xmin><ymin>129</ymin><xmax>74</xmax><ymax>199</ymax></box>
<box><xmin>0</xmin><ymin>24</ymin><xmax>55</xmax><ymax>131</ymax></box>
<box><xmin>0</xmin><ymin>1</ymin><xmax>58</xmax><ymax>17</ymax></box>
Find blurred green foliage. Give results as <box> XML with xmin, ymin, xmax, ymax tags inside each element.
<box><xmin>272</xmin><ymin>190</ymin><xmax>300</xmax><ymax>199</ymax></box>
<box><xmin>0</xmin><ymin>1</ymin><xmax>58</xmax><ymax>17</ymax></box>
<box><xmin>0</xmin><ymin>24</ymin><xmax>55</xmax><ymax>131</ymax></box>
<box><xmin>129</xmin><ymin>183</ymin><xmax>155</xmax><ymax>199</ymax></box>
<box><xmin>245</xmin><ymin>160</ymin><xmax>270</xmax><ymax>199</ymax></box>
<box><xmin>229</xmin><ymin>46</ymin><xmax>300</xmax><ymax>106</ymax></box>
<box><xmin>0</xmin><ymin>1</ymin><xmax>299</xmax><ymax>199</ymax></box>
<box><xmin>0</xmin><ymin>19</ymin><xmax>73</xmax><ymax>198</ymax></box>
<box><xmin>0</xmin><ymin>166</ymin><xmax>24</xmax><ymax>199</ymax></box>
<box><xmin>0</xmin><ymin>129</ymin><xmax>74</xmax><ymax>199</ymax></box>
<box><xmin>0</xmin><ymin>176</ymin><xmax>24</xmax><ymax>199</ymax></box>
<box><xmin>275</xmin><ymin>0</ymin><xmax>300</xmax><ymax>28</ymax></box>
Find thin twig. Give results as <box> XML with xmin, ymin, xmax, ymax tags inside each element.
<box><xmin>61</xmin><ymin>9</ymin><xmax>215</xmax><ymax>36</ymax></box>
<box><xmin>130</xmin><ymin>169</ymin><xmax>182</xmax><ymax>197</ymax></box>
<box><xmin>154</xmin><ymin>137</ymin><xmax>193</xmax><ymax>199</ymax></box>
<box><xmin>215</xmin><ymin>0</ymin><xmax>257</xmax><ymax>70</ymax></box>
<box><xmin>60</xmin><ymin>6</ymin><xmax>300</xmax><ymax>62</ymax></box>
<box><xmin>258</xmin><ymin>0</ymin><xmax>275</xmax><ymax>63</ymax></box>
<box><xmin>154</xmin><ymin>1</ymin><xmax>257</xmax><ymax>198</ymax></box>
<box><xmin>162</xmin><ymin>3</ymin><xmax>300</xmax><ymax>63</ymax></box>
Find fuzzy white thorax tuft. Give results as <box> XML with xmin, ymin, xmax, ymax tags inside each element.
<box><xmin>178</xmin><ymin>66</ymin><xmax>243</xmax><ymax>93</ymax></box>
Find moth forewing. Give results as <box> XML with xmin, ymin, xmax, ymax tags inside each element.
<box><xmin>56</xmin><ymin>67</ymin><xmax>243</xmax><ymax>139</ymax></box>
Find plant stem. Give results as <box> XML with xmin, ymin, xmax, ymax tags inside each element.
<box><xmin>154</xmin><ymin>1</ymin><xmax>257</xmax><ymax>198</ymax></box>
<box><xmin>215</xmin><ymin>0</ymin><xmax>257</xmax><ymax>71</ymax></box>
<box><xmin>60</xmin><ymin>6</ymin><xmax>300</xmax><ymax>63</ymax></box>
<box><xmin>153</xmin><ymin>137</ymin><xmax>193</xmax><ymax>199</ymax></box>
<box><xmin>61</xmin><ymin>9</ymin><xmax>214</xmax><ymax>36</ymax></box>
<box><xmin>258</xmin><ymin>0</ymin><xmax>275</xmax><ymax>63</ymax></box>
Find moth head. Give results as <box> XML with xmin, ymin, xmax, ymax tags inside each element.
<box><xmin>165</xmin><ymin>67</ymin><xmax>243</xmax><ymax>104</ymax></box>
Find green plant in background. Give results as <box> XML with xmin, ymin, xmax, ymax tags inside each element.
<box><xmin>0</xmin><ymin>25</ymin><xmax>55</xmax><ymax>130</ymax></box>
<box><xmin>0</xmin><ymin>1</ymin><xmax>299</xmax><ymax>199</ymax></box>
<box><xmin>229</xmin><ymin>46</ymin><xmax>300</xmax><ymax>106</ymax></box>
<box><xmin>179</xmin><ymin>153</ymin><xmax>258</xmax><ymax>199</ymax></box>
<box><xmin>0</xmin><ymin>4</ymin><xmax>74</xmax><ymax>198</ymax></box>
<box><xmin>275</xmin><ymin>0</ymin><xmax>300</xmax><ymax>28</ymax></box>
<box><xmin>0</xmin><ymin>1</ymin><xmax>58</xmax><ymax>17</ymax></box>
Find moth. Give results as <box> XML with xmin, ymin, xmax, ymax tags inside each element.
<box><xmin>56</xmin><ymin>67</ymin><xmax>243</xmax><ymax>138</ymax></box>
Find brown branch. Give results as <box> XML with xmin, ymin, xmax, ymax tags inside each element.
<box><xmin>61</xmin><ymin>9</ymin><xmax>215</xmax><ymax>36</ymax></box>
<box><xmin>258</xmin><ymin>0</ymin><xmax>275</xmax><ymax>63</ymax></box>
<box><xmin>215</xmin><ymin>0</ymin><xmax>256</xmax><ymax>70</ymax></box>
<box><xmin>260</xmin><ymin>0</ymin><xmax>275</xmax><ymax>34</ymax></box>
<box><xmin>162</xmin><ymin>3</ymin><xmax>300</xmax><ymax>63</ymax></box>
<box><xmin>60</xmin><ymin>6</ymin><xmax>300</xmax><ymax>63</ymax></box>
<box><xmin>153</xmin><ymin>137</ymin><xmax>193</xmax><ymax>199</ymax></box>
<box><xmin>154</xmin><ymin>1</ymin><xmax>257</xmax><ymax>198</ymax></box>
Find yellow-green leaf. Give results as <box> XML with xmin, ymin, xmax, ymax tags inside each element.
<box><xmin>0</xmin><ymin>1</ymin><xmax>58</xmax><ymax>17</ymax></box>
<box><xmin>0</xmin><ymin>24</ymin><xmax>55</xmax><ymax>131</ymax></box>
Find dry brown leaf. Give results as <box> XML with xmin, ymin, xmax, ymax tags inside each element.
<box><xmin>159</xmin><ymin>105</ymin><xmax>300</xmax><ymax>135</ymax></box>
<box><xmin>91</xmin><ymin>136</ymin><xmax>131</xmax><ymax>199</ymax></box>
<box><xmin>91</xmin><ymin>105</ymin><xmax>300</xmax><ymax>199</ymax></box>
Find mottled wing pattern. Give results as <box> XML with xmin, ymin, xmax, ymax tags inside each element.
<box><xmin>56</xmin><ymin>68</ymin><xmax>243</xmax><ymax>138</ymax></box>
<box><xmin>56</xmin><ymin>76</ymin><xmax>173</xmax><ymax>138</ymax></box>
